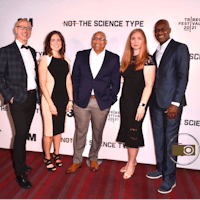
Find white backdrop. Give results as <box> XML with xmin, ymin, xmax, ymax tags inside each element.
<box><xmin>0</xmin><ymin>0</ymin><xmax>200</xmax><ymax>170</ymax></box>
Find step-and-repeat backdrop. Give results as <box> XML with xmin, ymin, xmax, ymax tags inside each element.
<box><xmin>0</xmin><ymin>0</ymin><xmax>200</xmax><ymax>170</ymax></box>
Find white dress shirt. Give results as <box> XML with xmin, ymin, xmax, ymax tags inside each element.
<box><xmin>156</xmin><ymin>38</ymin><xmax>180</xmax><ymax>107</ymax></box>
<box><xmin>16</xmin><ymin>40</ymin><xmax>36</xmax><ymax>91</ymax></box>
<box><xmin>90</xmin><ymin>48</ymin><xmax>106</xmax><ymax>95</ymax></box>
<box><xmin>156</xmin><ymin>38</ymin><xmax>172</xmax><ymax>67</ymax></box>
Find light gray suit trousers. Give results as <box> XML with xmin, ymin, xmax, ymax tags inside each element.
<box><xmin>73</xmin><ymin>98</ymin><xmax>110</xmax><ymax>163</ymax></box>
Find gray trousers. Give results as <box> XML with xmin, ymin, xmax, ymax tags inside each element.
<box><xmin>73</xmin><ymin>98</ymin><xmax>110</xmax><ymax>163</ymax></box>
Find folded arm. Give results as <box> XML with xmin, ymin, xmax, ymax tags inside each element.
<box><xmin>166</xmin><ymin>44</ymin><xmax>190</xmax><ymax>120</ymax></box>
<box><xmin>110</xmin><ymin>55</ymin><xmax>121</xmax><ymax>105</ymax></box>
<box><xmin>0</xmin><ymin>48</ymin><xmax>13</xmax><ymax>103</ymax></box>
<box><xmin>71</xmin><ymin>52</ymin><xmax>81</xmax><ymax>103</ymax></box>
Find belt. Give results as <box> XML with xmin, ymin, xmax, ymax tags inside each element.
<box><xmin>91</xmin><ymin>95</ymin><xmax>96</xmax><ymax>98</ymax></box>
<box><xmin>27</xmin><ymin>89</ymin><xmax>36</xmax><ymax>93</ymax></box>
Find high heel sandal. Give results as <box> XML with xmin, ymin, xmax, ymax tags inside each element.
<box><xmin>120</xmin><ymin>161</ymin><xmax>137</xmax><ymax>173</ymax></box>
<box><xmin>123</xmin><ymin>173</ymin><xmax>132</xmax><ymax>179</ymax></box>
<box><xmin>120</xmin><ymin>167</ymin><xmax>127</xmax><ymax>173</ymax></box>
<box><xmin>52</xmin><ymin>152</ymin><xmax>63</xmax><ymax>167</ymax></box>
<box><xmin>123</xmin><ymin>166</ymin><xmax>136</xmax><ymax>180</ymax></box>
<box><xmin>44</xmin><ymin>158</ymin><xmax>56</xmax><ymax>172</ymax></box>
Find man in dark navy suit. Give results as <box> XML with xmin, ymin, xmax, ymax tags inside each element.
<box><xmin>146</xmin><ymin>19</ymin><xmax>190</xmax><ymax>194</ymax></box>
<box><xmin>0</xmin><ymin>19</ymin><xmax>40</xmax><ymax>189</ymax></box>
<box><xmin>67</xmin><ymin>31</ymin><xmax>121</xmax><ymax>173</ymax></box>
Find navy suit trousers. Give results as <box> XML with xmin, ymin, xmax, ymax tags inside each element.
<box><xmin>150</xmin><ymin>99</ymin><xmax>183</xmax><ymax>182</ymax></box>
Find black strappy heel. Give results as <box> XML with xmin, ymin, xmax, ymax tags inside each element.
<box><xmin>44</xmin><ymin>158</ymin><xmax>56</xmax><ymax>172</ymax></box>
<box><xmin>52</xmin><ymin>153</ymin><xmax>63</xmax><ymax>167</ymax></box>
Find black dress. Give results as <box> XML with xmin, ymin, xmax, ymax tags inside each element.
<box><xmin>41</xmin><ymin>57</ymin><xmax>69</xmax><ymax>136</ymax></box>
<box><xmin>116</xmin><ymin>55</ymin><xmax>155</xmax><ymax>148</ymax></box>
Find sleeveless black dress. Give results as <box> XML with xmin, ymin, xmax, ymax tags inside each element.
<box><xmin>41</xmin><ymin>57</ymin><xmax>69</xmax><ymax>136</ymax></box>
<box><xmin>116</xmin><ymin>55</ymin><xmax>155</xmax><ymax>148</ymax></box>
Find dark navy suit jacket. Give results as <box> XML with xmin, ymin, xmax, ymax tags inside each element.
<box><xmin>152</xmin><ymin>39</ymin><xmax>190</xmax><ymax>109</ymax></box>
<box><xmin>0</xmin><ymin>42</ymin><xmax>40</xmax><ymax>104</ymax></box>
<box><xmin>72</xmin><ymin>49</ymin><xmax>121</xmax><ymax>110</ymax></box>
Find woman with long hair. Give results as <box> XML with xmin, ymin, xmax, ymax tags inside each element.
<box><xmin>116</xmin><ymin>29</ymin><xmax>156</xmax><ymax>179</ymax></box>
<box><xmin>39</xmin><ymin>31</ymin><xmax>73</xmax><ymax>171</ymax></box>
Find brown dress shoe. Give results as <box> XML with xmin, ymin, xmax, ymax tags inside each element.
<box><xmin>67</xmin><ymin>163</ymin><xmax>82</xmax><ymax>173</ymax></box>
<box><xmin>90</xmin><ymin>161</ymin><xmax>99</xmax><ymax>172</ymax></box>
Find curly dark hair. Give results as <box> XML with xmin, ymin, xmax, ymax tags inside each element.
<box><xmin>44</xmin><ymin>30</ymin><xmax>66</xmax><ymax>59</ymax></box>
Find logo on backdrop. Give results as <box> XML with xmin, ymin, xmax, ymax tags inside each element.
<box><xmin>18</xmin><ymin>18</ymin><xmax>33</xmax><ymax>27</ymax></box>
<box><xmin>62</xmin><ymin>20</ymin><xmax>144</xmax><ymax>27</ymax></box>
<box><xmin>36</xmin><ymin>52</ymin><xmax>44</xmax><ymax>59</ymax></box>
<box><xmin>27</xmin><ymin>133</ymin><xmax>36</xmax><ymax>142</ymax></box>
<box><xmin>61</xmin><ymin>138</ymin><xmax>73</xmax><ymax>143</ymax></box>
<box><xmin>178</xmin><ymin>17</ymin><xmax>200</xmax><ymax>32</ymax></box>
<box><xmin>190</xmin><ymin>53</ymin><xmax>200</xmax><ymax>60</ymax></box>
<box><xmin>107</xmin><ymin>110</ymin><xmax>120</xmax><ymax>123</ymax></box>
<box><xmin>167</xmin><ymin>133</ymin><xmax>200</xmax><ymax>166</ymax></box>
<box><xmin>0</xmin><ymin>105</ymin><xmax>8</xmax><ymax>111</ymax></box>
<box><xmin>181</xmin><ymin>119</ymin><xmax>200</xmax><ymax>127</ymax></box>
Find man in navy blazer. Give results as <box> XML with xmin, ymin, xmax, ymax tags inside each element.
<box><xmin>67</xmin><ymin>31</ymin><xmax>120</xmax><ymax>173</ymax></box>
<box><xmin>0</xmin><ymin>19</ymin><xmax>40</xmax><ymax>189</ymax></box>
<box><xmin>146</xmin><ymin>20</ymin><xmax>190</xmax><ymax>194</ymax></box>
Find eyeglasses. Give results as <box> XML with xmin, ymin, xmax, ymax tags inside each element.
<box><xmin>92</xmin><ymin>37</ymin><xmax>106</xmax><ymax>41</ymax></box>
<box><xmin>154</xmin><ymin>27</ymin><xmax>168</xmax><ymax>33</ymax></box>
<box><xmin>16</xmin><ymin>25</ymin><xmax>32</xmax><ymax>31</ymax></box>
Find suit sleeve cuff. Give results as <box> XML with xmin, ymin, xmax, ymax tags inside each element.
<box><xmin>171</xmin><ymin>101</ymin><xmax>180</xmax><ymax>107</ymax></box>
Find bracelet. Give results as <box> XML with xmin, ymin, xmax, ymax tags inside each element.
<box><xmin>139</xmin><ymin>103</ymin><xmax>146</xmax><ymax>107</ymax></box>
<box><xmin>69</xmin><ymin>100</ymin><xmax>73</xmax><ymax>103</ymax></box>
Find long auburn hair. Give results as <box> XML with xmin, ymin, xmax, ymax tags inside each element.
<box><xmin>120</xmin><ymin>29</ymin><xmax>148</xmax><ymax>72</ymax></box>
<box><xmin>44</xmin><ymin>31</ymin><xmax>66</xmax><ymax>59</ymax></box>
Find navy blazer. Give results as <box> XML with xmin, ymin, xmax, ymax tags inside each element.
<box><xmin>0</xmin><ymin>42</ymin><xmax>40</xmax><ymax>104</ymax></box>
<box><xmin>72</xmin><ymin>49</ymin><xmax>121</xmax><ymax>110</ymax></box>
<box><xmin>152</xmin><ymin>39</ymin><xmax>190</xmax><ymax>109</ymax></box>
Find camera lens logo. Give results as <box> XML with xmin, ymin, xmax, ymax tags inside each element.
<box><xmin>168</xmin><ymin>133</ymin><xmax>200</xmax><ymax>166</ymax></box>
<box><xmin>172</xmin><ymin>145</ymin><xmax>195</xmax><ymax>156</ymax></box>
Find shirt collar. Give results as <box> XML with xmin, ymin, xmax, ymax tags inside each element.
<box><xmin>91</xmin><ymin>48</ymin><xmax>106</xmax><ymax>57</ymax></box>
<box><xmin>156</xmin><ymin>38</ymin><xmax>172</xmax><ymax>53</ymax></box>
<box><xmin>15</xmin><ymin>39</ymin><xmax>29</xmax><ymax>49</ymax></box>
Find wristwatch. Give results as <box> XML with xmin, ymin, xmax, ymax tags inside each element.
<box><xmin>139</xmin><ymin>103</ymin><xmax>146</xmax><ymax>107</ymax></box>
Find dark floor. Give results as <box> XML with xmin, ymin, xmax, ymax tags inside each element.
<box><xmin>0</xmin><ymin>148</ymin><xmax>200</xmax><ymax>199</ymax></box>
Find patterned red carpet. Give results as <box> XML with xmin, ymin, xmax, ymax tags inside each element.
<box><xmin>0</xmin><ymin>148</ymin><xmax>200</xmax><ymax>199</ymax></box>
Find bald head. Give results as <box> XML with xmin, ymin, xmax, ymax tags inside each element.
<box><xmin>15</xmin><ymin>19</ymin><xmax>32</xmax><ymax>28</ymax></box>
<box><xmin>155</xmin><ymin>19</ymin><xmax>170</xmax><ymax>30</ymax></box>
<box><xmin>91</xmin><ymin>31</ymin><xmax>107</xmax><ymax>54</ymax></box>
<box><xmin>92</xmin><ymin>31</ymin><xmax>106</xmax><ymax>39</ymax></box>
<box><xmin>154</xmin><ymin>19</ymin><xmax>171</xmax><ymax>45</ymax></box>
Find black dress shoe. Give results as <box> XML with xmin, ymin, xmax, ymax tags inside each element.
<box><xmin>16</xmin><ymin>174</ymin><xmax>32</xmax><ymax>189</ymax></box>
<box><xmin>25</xmin><ymin>165</ymin><xmax>32</xmax><ymax>172</ymax></box>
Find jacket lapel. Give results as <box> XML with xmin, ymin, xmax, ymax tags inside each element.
<box><xmin>12</xmin><ymin>42</ymin><xmax>27</xmax><ymax>75</ymax></box>
<box><xmin>158</xmin><ymin>39</ymin><xmax>175</xmax><ymax>68</ymax></box>
<box><xmin>95</xmin><ymin>50</ymin><xmax>109</xmax><ymax>79</ymax></box>
<box><xmin>85</xmin><ymin>49</ymin><xmax>94</xmax><ymax>79</ymax></box>
<box><xmin>29</xmin><ymin>48</ymin><xmax>37</xmax><ymax>68</ymax></box>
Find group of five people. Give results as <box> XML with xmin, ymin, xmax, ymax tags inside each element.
<box><xmin>0</xmin><ymin>18</ymin><xmax>190</xmax><ymax>194</ymax></box>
